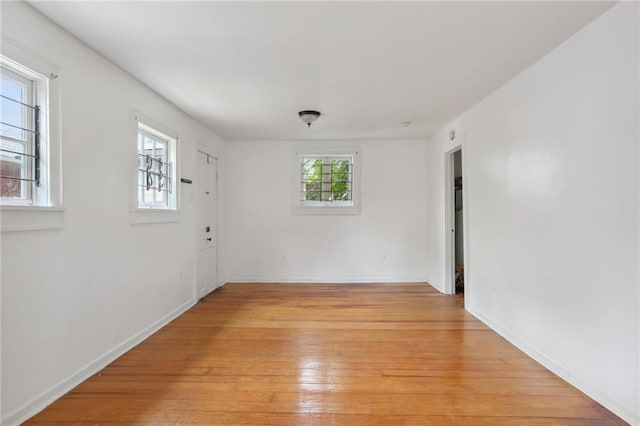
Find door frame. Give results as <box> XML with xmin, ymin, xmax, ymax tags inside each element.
<box><xmin>196</xmin><ymin>148</ymin><xmax>219</xmax><ymax>299</ymax></box>
<box><xmin>444</xmin><ymin>146</ymin><xmax>462</xmax><ymax>295</ymax></box>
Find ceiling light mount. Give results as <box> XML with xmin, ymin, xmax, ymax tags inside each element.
<box><xmin>298</xmin><ymin>110</ymin><xmax>321</xmax><ymax>127</ymax></box>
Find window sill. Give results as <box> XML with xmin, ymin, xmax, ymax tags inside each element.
<box><xmin>130</xmin><ymin>208</ymin><xmax>180</xmax><ymax>225</ymax></box>
<box><xmin>0</xmin><ymin>205</ymin><xmax>65</xmax><ymax>232</ymax></box>
<box><xmin>292</xmin><ymin>206</ymin><xmax>361</xmax><ymax>216</ymax></box>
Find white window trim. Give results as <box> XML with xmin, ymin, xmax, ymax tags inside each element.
<box><xmin>129</xmin><ymin>110</ymin><xmax>181</xmax><ymax>224</ymax></box>
<box><xmin>292</xmin><ymin>147</ymin><xmax>360</xmax><ymax>215</ymax></box>
<box><xmin>0</xmin><ymin>36</ymin><xmax>63</xmax><ymax>232</ymax></box>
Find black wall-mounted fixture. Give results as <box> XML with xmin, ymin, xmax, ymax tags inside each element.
<box><xmin>298</xmin><ymin>110</ymin><xmax>321</xmax><ymax>127</ymax></box>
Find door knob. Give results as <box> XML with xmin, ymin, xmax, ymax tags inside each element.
<box><xmin>207</xmin><ymin>237</ymin><xmax>212</xmax><ymax>242</ymax></box>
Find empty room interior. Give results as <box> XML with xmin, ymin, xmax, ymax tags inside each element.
<box><xmin>1</xmin><ymin>1</ymin><xmax>639</xmax><ymax>425</ymax></box>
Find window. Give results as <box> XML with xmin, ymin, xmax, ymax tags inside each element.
<box><xmin>293</xmin><ymin>149</ymin><xmax>360</xmax><ymax>215</ymax></box>
<box><xmin>301</xmin><ymin>156</ymin><xmax>353</xmax><ymax>204</ymax></box>
<box><xmin>0</xmin><ymin>38</ymin><xmax>62</xmax><ymax>232</ymax></box>
<box><xmin>1</xmin><ymin>54</ymin><xmax>51</xmax><ymax>206</ymax></box>
<box><xmin>136</xmin><ymin>120</ymin><xmax>177</xmax><ymax>210</ymax></box>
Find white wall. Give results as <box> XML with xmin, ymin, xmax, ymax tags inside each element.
<box><xmin>224</xmin><ymin>139</ymin><xmax>428</xmax><ymax>283</ymax></box>
<box><xmin>0</xmin><ymin>3</ymin><xmax>225</xmax><ymax>424</ymax></box>
<box><xmin>427</xmin><ymin>3</ymin><xmax>639</xmax><ymax>423</ymax></box>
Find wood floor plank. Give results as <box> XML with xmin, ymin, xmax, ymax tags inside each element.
<box><xmin>26</xmin><ymin>283</ymin><xmax>626</xmax><ymax>425</ymax></box>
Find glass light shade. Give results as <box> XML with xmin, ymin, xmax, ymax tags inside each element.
<box><xmin>298</xmin><ymin>110</ymin><xmax>321</xmax><ymax>127</ymax></box>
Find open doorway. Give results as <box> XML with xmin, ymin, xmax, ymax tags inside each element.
<box><xmin>445</xmin><ymin>147</ymin><xmax>464</xmax><ymax>295</ymax></box>
<box><xmin>453</xmin><ymin>150</ymin><xmax>464</xmax><ymax>293</ymax></box>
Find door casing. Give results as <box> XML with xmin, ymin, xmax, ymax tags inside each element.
<box><xmin>444</xmin><ymin>146</ymin><xmax>462</xmax><ymax>295</ymax></box>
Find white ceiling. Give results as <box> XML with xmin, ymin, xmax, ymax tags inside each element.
<box><xmin>30</xmin><ymin>1</ymin><xmax>613</xmax><ymax>141</ymax></box>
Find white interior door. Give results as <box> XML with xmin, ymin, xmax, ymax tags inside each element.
<box><xmin>197</xmin><ymin>151</ymin><xmax>218</xmax><ymax>298</ymax></box>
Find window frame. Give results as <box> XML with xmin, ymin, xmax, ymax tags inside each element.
<box><xmin>0</xmin><ymin>37</ymin><xmax>63</xmax><ymax>232</ymax></box>
<box><xmin>130</xmin><ymin>111</ymin><xmax>180</xmax><ymax>223</ymax></box>
<box><xmin>292</xmin><ymin>147</ymin><xmax>360</xmax><ymax>215</ymax></box>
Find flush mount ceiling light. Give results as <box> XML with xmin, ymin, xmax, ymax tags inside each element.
<box><xmin>298</xmin><ymin>110</ymin><xmax>321</xmax><ymax>127</ymax></box>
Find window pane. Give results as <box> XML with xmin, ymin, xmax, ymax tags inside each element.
<box><xmin>303</xmin><ymin>184</ymin><xmax>321</xmax><ymax>201</ymax></box>
<box><xmin>0</xmin><ymin>155</ymin><xmax>23</xmax><ymax>197</ymax></box>
<box><xmin>0</xmin><ymin>76</ymin><xmax>26</xmax><ymax>140</ymax></box>
<box><xmin>155</xmin><ymin>143</ymin><xmax>166</xmax><ymax>163</ymax></box>
<box><xmin>331</xmin><ymin>159</ymin><xmax>351</xmax><ymax>201</ymax></box>
<box><xmin>142</xmin><ymin>183</ymin><xmax>153</xmax><ymax>205</ymax></box>
<box><xmin>156</xmin><ymin>187</ymin><xmax>165</xmax><ymax>205</ymax></box>
<box><xmin>301</xmin><ymin>158</ymin><xmax>322</xmax><ymax>201</ymax></box>
<box><xmin>143</xmin><ymin>135</ymin><xmax>154</xmax><ymax>152</ymax></box>
<box><xmin>0</xmin><ymin>73</ymin><xmax>33</xmax><ymax>201</ymax></box>
<box><xmin>302</xmin><ymin>158</ymin><xmax>322</xmax><ymax>181</ymax></box>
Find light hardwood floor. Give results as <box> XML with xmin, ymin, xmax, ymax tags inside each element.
<box><xmin>27</xmin><ymin>283</ymin><xmax>625</xmax><ymax>425</ymax></box>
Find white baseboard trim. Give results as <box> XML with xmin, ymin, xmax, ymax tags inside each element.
<box><xmin>225</xmin><ymin>277</ymin><xmax>429</xmax><ymax>284</ymax></box>
<box><xmin>2</xmin><ymin>297</ymin><xmax>197</xmax><ymax>426</ymax></box>
<box><xmin>467</xmin><ymin>304</ymin><xmax>638</xmax><ymax>426</ymax></box>
<box><xmin>427</xmin><ymin>279</ymin><xmax>445</xmax><ymax>293</ymax></box>
<box><xmin>197</xmin><ymin>282</ymin><xmax>226</xmax><ymax>300</ymax></box>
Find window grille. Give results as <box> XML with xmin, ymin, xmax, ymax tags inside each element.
<box><xmin>137</xmin><ymin>128</ymin><xmax>173</xmax><ymax>208</ymax></box>
<box><xmin>0</xmin><ymin>78</ymin><xmax>40</xmax><ymax>201</ymax></box>
<box><xmin>300</xmin><ymin>156</ymin><xmax>353</xmax><ymax>203</ymax></box>
<box><xmin>137</xmin><ymin>153</ymin><xmax>172</xmax><ymax>192</ymax></box>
